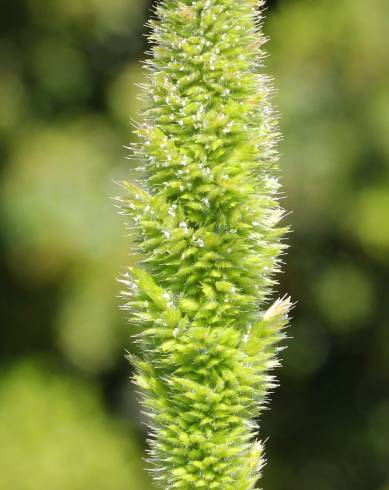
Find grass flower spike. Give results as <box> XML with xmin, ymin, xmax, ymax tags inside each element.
<box><xmin>119</xmin><ymin>0</ymin><xmax>291</xmax><ymax>488</ymax></box>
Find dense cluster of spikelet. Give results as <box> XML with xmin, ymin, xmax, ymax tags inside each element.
<box><xmin>119</xmin><ymin>0</ymin><xmax>291</xmax><ymax>488</ymax></box>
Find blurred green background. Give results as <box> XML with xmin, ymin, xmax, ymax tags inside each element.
<box><xmin>0</xmin><ymin>0</ymin><xmax>388</xmax><ymax>488</ymax></box>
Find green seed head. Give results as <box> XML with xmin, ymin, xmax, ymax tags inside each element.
<box><xmin>119</xmin><ymin>1</ymin><xmax>291</xmax><ymax>488</ymax></box>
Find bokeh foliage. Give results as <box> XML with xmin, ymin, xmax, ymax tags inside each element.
<box><xmin>0</xmin><ymin>0</ymin><xmax>388</xmax><ymax>489</ymax></box>
<box><xmin>0</xmin><ymin>362</ymin><xmax>152</xmax><ymax>490</ymax></box>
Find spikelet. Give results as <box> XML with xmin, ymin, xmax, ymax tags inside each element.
<box><xmin>119</xmin><ymin>1</ymin><xmax>291</xmax><ymax>488</ymax></box>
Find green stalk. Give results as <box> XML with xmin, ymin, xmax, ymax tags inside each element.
<box><xmin>119</xmin><ymin>1</ymin><xmax>291</xmax><ymax>488</ymax></box>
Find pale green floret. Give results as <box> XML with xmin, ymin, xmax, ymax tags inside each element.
<box><xmin>119</xmin><ymin>1</ymin><xmax>291</xmax><ymax>488</ymax></box>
